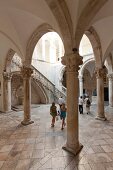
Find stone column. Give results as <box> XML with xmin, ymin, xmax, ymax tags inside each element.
<box><xmin>108</xmin><ymin>73</ymin><xmax>113</xmax><ymax>107</ymax></box>
<box><xmin>79</xmin><ymin>76</ymin><xmax>83</xmax><ymax>97</ymax></box>
<box><xmin>61</xmin><ymin>52</ymin><xmax>83</xmax><ymax>155</ymax></box>
<box><xmin>95</xmin><ymin>68</ymin><xmax>106</xmax><ymax>120</ymax></box>
<box><xmin>3</xmin><ymin>72</ymin><xmax>12</xmax><ymax>112</ymax></box>
<box><xmin>21</xmin><ymin>67</ymin><xmax>34</xmax><ymax>125</ymax></box>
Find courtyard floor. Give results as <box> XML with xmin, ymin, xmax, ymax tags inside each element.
<box><xmin>0</xmin><ymin>103</ymin><xmax>113</xmax><ymax>169</ymax></box>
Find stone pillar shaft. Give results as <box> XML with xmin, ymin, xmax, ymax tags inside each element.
<box><xmin>21</xmin><ymin>67</ymin><xmax>34</xmax><ymax>125</ymax></box>
<box><xmin>3</xmin><ymin>72</ymin><xmax>12</xmax><ymax>112</ymax></box>
<box><xmin>79</xmin><ymin>76</ymin><xmax>83</xmax><ymax>97</ymax></box>
<box><xmin>95</xmin><ymin>68</ymin><xmax>106</xmax><ymax>120</ymax></box>
<box><xmin>61</xmin><ymin>52</ymin><xmax>83</xmax><ymax>155</ymax></box>
<box><xmin>108</xmin><ymin>73</ymin><xmax>113</xmax><ymax>107</ymax></box>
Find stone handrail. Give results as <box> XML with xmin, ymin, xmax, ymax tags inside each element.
<box><xmin>11</xmin><ymin>58</ymin><xmax>66</xmax><ymax>100</ymax></box>
<box><xmin>31</xmin><ymin>66</ymin><xmax>66</xmax><ymax>100</ymax></box>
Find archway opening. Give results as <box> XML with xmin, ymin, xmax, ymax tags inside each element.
<box><xmin>31</xmin><ymin>32</ymin><xmax>65</xmax><ymax>103</ymax></box>
<box><xmin>79</xmin><ymin>34</ymin><xmax>95</xmax><ymax>100</ymax></box>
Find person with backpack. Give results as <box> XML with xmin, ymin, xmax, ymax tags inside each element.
<box><xmin>85</xmin><ymin>96</ymin><xmax>91</xmax><ymax>114</ymax></box>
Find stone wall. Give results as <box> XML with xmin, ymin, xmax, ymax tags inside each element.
<box><xmin>11</xmin><ymin>74</ymin><xmax>47</xmax><ymax>106</ymax></box>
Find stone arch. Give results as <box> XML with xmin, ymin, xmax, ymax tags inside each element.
<box><xmin>4</xmin><ymin>48</ymin><xmax>15</xmax><ymax>72</ymax></box>
<box><xmin>79</xmin><ymin>58</ymin><xmax>95</xmax><ymax>77</ymax></box>
<box><xmin>85</xmin><ymin>26</ymin><xmax>102</xmax><ymax>67</ymax></box>
<box><xmin>45</xmin><ymin>0</ymin><xmax>73</xmax><ymax>54</ymax></box>
<box><xmin>75</xmin><ymin>0</ymin><xmax>107</xmax><ymax>49</ymax></box>
<box><xmin>31</xmin><ymin>80</ymin><xmax>48</xmax><ymax>104</ymax></box>
<box><xmin>25</xmin><ymin>23</ymin><xmax>61</xmax><ymax>66</ymax></box>
<box><xmin>103</xmin><ymin>39</ymin><xmax>113</xmax><ymax>65</ymax></box>
<box><xmin>59</xmin><ymin>66</ymin><xmax>66</xmax><ymax>87</ymax></box>
<box><xmin>105</xmin><ymin>53</ymin><xmax>113</xmax><ymax>74</ymax></box>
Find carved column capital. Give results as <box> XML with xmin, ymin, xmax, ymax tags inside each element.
<box><xmin>61</xmin><ymin>52</ymin><xmax>83</xmax><ymax>73</ymax></box>
<box><xmin>107</xmin><ymin>73</ymin><xmax>113</xmax><ymax>81</ymax></box>
<box><xmin>3</xmin><ymin>72</ymin><xmax>12</xmax><ymax>81</ymax></box>
<box><xmin>21</xmin><ymin>66</ymin><xmax>33</xmax><ymax>79</ymax></box>
<box><xmin>95</xmin><ymin>68</ymin><xmax>105</xmax><ymax>79</ymax></box>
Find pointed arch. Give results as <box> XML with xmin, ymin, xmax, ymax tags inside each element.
<box><xmin>103</xmin><ymin>39</ymin><xmax>113</xmax><ymax>65</ymax></box>
<box><xmin>25</xmin><ymin>23</ymin><xmax>56</xmax><ymax>66</ymax></box>
<box><xmin>4</xmin><ymin>48</ymin><xmax>15</xmax><ymax>72</ymax></box>
<box><xmin>75</xmin><ymin>0</ymin><xmax>108</xmax><ymax>49</ymax></box>
<box><xmin>85</xmin><ymin>26</ymin><xmax>102</xmax><ymax>67</ymax></box>
<box><xmin>79</xmin><ymin>58</ymin><xmax>95</xmax><ymax>77</ymax></box>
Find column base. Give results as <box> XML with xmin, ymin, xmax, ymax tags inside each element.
<box><xmin>95</xmin><ymin>116</ymin><xmax>107</xmax><ymax>121</ymax></box>
<box><xmin>62</xmin><ymin>143</ymin><xmax>83</xmax><ymax>156</ymax></box>
<box><xmin>3</xmin><ymin>110</ymin><xmax>12</xmax><ymax>113</ymax></box>
<box><xmin>21</xmin><ymin>120</ymin><xmax>34</xmax><ymax>126</ymax></box>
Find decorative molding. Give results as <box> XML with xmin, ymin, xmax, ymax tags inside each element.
<box><xmin>21</xmin><ymin>67</ymin><xmax>33</xmax><ymax>79</ymax></box>
<box><xmin>61</xmin><ymin>52</ymin><xmax>83</xmax><ymax>73</ymax></box>
<box><xmin>107</xmin><ymin>73</ymin><xmax>113</xmax><ymax>80</ymax></box>
<box><xmin>95</xmin><ymin>68</ymin><xmax>105</xmax><ymax>79</ymax></box>
<box><xmin>3</xmin><ymin>71</ymin><xmax>12</xmax><ymax>81</ymax></box>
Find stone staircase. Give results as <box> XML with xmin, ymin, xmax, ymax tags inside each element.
<box><xmin>11</xmin><ymin>57</ymin><xmax>66</xmax><ymax>103</ymax></box>
<box><xmin>31</xmin><ymin>65</ymin><xmax>66</xmax><ymax>102</ymax></box>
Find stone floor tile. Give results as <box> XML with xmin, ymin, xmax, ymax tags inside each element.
<box><xmin>104</xmin><ymin>162</ymin><xmax>113</xmax><ymax>170</ymax></box>
<box><xmin>1</xmin><ymin>104</ymin><xmax>113</xmax><ymax>169</ymax></box>
<box><xmin>76</xmin><ymin>164</ymin><xmax>86</xmax><ymax>170</ymax></box>
<box><xmin>78</xmin><ymin>155</ymin><xmax>89</xmax><ymax>164</ymax></box>
<box><xmin>25</xmin><ymin>138</ymin><xmax>36</xmax><ymax>144</ymax></box>
<box><xmin>0</xmin><ymin>144</ymin><xmax>14</xmax><ymax>152</ymax></box>
<box><xmin>34</xmin><ymin>143</ymin><xmax>44</xmax><ymax>150</ymax></box>
<box><xmin>23</xmin><ymin>143</ymin><xmax>34</xmax><ymax>151</ymax></box>
<box><xmin>91</xmin><ymin>145</ymin><xmax>105</xmax><ymax>153</ymax></box>
<box><xmin>0</xmin><ymin>152</ymin><xmax>9</xmax><ymax>161</ymax></box>
<box><xmin>0</xmin><ymin>161</ymin><xmax>4</xmax><ymax>169</ymax></box>
<box><xmin>0</xmin><ymin>160</ymin><xmax>18</xmax><ymax>170</ymax></box>
<box><xmin>89</xmin><ymin>139</ymin><xmax>107</xmax><ymax>146</ymax></box>
<box><xmin>105</xmin><ymin>139</ymin><xmax>113</xmax><ymax>144</ymax></box>
<box><xmin>7</xmin><ymin>150</ymin><xmax>21</xmax><ymax>161</ymax></box>
<box><xmin>65</xmin><ymin>159</ymin><xmax>77</xmax><ymax>170</ymax></box>
<box><xmin>101</xmin><ymin>145</ymin><xmax>113</xmax><ymax>153</ymax></box>
<box><xmin>15</xmin><ymin>159</ymin><xmax>31</xmax><ymax>170</ymax></box>
<box><xmin>51</xmin><ymin>157</ymin><xmax>66</xmax><ymax>169</ymax></box>
<box><xmin>15</xmin><ymin>138</ymin><xmax>26</xmax><ymax>144</ymax></box>
<box><xmin>20</xmin><ymin>150</ymin><xmax>33</xmax><ymax>159</ymax></box>
<box><xmin>12</xmin><ymin>143</ymin><xmax>24</xmax><ymax>151</ymax></box>
<box><xmin>29</xmin><ymin>158</ymin><xmax>41</xmax><ymax>170</ymax></box>
<box><xmin>32</xmin><ymin>149</ymin><xmax>44</xmax><ymax>159</ymax></box>
<box><xmin>83</xmin><ymin>164</ymin><xmax>92</xmax><ymax>170</ymax></box>
<box><xmin>38</xmin><ymin>158</ymin><xmax>52</xmax><ymax>169</ymax></box>
<box><xmin>90</xmin><ymin>163</ymin><xmax>106</xmax><ymax>170</ymax></box>
<box><xmin>86</xmin><ymin>153</ymin><xmax>112</xmax><ymax>164</ymax></box>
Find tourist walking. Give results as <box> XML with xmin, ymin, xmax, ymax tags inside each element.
<box><xmin>79</xmin><ymin>96</ymin><xmax>84</xmax><ymax>114</ymax></box>
<box><xmin>85</xmin><ymin>96</ymin><xmax>91</xmax><ymax>114</ymax></box>
<box><xmin>58</xmin><ymin>96</ymin><xmax>65</xmax><ymax>108</ymax></box>
<box><xmin>50</xmin><ymin>102</ymin><xmax>57</xmax><ymax>127</ymax></box>
<box><xmin>60</xmin><ymin>103</ymin><xmax>67</xmax><ymax>130</ymax></box>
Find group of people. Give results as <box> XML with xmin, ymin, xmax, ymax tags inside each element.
<box><xmin>50</xmin><ymin>95</ymin><xmax>91</xmax><ymax>130</ymax></box>
<box><xmin>79</xmin><ymin>95</ymin><xmax>91</xmax><ymax>114</ymax></box>
<box><xmin>50</xmin><ymin>97</ymin><xmax>66</xmax><ymax>130</ymax></box>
